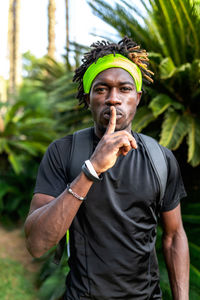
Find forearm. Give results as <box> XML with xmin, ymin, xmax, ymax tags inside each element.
<box><xmin>25</xmin><ymin>172</ymin><xmax>93</xmax><ymax>257</ymax></box>
<box><xmin>162</xmin><ymin>228</ymin><xmax>189</xmax><ymax>300</ymax></box>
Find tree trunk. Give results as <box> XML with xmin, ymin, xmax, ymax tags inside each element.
<box><xmin>66</xmin><ymin>0</ymin><xmax>69</xmax><ymax>59</ymax></box>
<box><xmin>47</xmin><ymin>0</ymin><xmax>56</xmax><ymax>58</ymax></box>
<box><xmin>8</xmin><ymin>0</ymin><xmax>22</xmax><ymax>96</ymax></box>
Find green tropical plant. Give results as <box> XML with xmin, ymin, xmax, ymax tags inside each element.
<box><xmin>48</xmin><ymin>73</ymin><xmax>93</xmax><ymax>135</ymax></box>
<box><xmin>23</xmin><ymin>52</ymin><xmax>93</xmax><ymax>137</ymax></box>
<box><xmin>0</xmin><ymin>83</ymin><xmax>56</xmax><ymax>220</ymax></box>
<box><xmin>88</xmin><ymin>0</ymin><xmax>200</xmax><ymax>167</ymax></box>
<box><xmin>36</xmin><ymin>248</ymin><xmax>69</xmax><ymax>300</ymax></box>
<box><xmin>23</xmin><ymin>52</ymin><xmax>67</xmax><ymax>92</ymax></box>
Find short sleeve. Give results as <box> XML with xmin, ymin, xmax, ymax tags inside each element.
<box><xmin>160</xmin><ymin>147</ymin><xmax>187</xmax><ymax>212</ymax></box>
<box><xmin>34</xmin><ymin>135</ymin><xmax>72</xmax><ymax>198</ymax></box>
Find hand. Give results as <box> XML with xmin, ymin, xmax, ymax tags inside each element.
<box><xmin>90</xmin><ymin>106</ymin><xmax>137</xmax><ymax>174</ymax></box>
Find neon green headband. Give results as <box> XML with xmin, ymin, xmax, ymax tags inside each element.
<box><xmin>83</xmin><ymin>53</ymin><xmax>142</xmax><ymax>93</ymax></box>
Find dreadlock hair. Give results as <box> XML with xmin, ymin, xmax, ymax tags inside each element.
<box><xmin>73</xmin><ymin>36</ymin><xmax>154</xmax><ymax>107</ymax></box>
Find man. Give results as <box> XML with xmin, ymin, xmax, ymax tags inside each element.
<box><xmin>25</xmin><ymin>37</ymin><xmax>189</xmax><ymax>300</ymax></box>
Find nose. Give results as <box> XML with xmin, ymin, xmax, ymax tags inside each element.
<box><xmin>105</xmin><ymin>88</ymin><xmax>122</xmax><ymax>106</ymax></box>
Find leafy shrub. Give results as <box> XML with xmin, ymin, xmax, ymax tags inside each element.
<box><xmin>0</xmin><ymin>83</ymin><xmax>56</xmax><ymax>221</ymax></box>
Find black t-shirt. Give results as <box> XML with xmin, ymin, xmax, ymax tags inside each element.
<box><xmin>34</xmin><ymin>130</ymin><xmax>187</xmax><ymax>300</ymax></box>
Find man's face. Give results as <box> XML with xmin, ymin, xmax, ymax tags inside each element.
<box><xmin>85</xmin><ymin>68</ymin><xmax>142</xmax><ymax>137</ymax></box>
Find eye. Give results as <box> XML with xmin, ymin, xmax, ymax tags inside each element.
<box><xmin>94</xmin><ymin>86</ymin><xmax>107</xmax><ymax>93</ymax></box>
<box><xmin>120</xmin><ymin>86</ymin><xmax>133</xmax><ymax>92</ymax></box>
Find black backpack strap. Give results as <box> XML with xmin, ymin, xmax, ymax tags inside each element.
<box><xmin>138</xmin><ymin>133</ymin><xmax>168</xmax><ymax>202</ymax></box>
<box><xmin>68</xmin><ymin>127</ymin><xmax>94</xmax><ymax>182</ymax></box>
<box><xmin>54</xmin><ymin>127</ymin><xmax>94</xmax><ymax>264</ymax></box>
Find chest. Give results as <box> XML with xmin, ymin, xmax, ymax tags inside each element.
<box><xmin>81</xmin><ymin>149</ymin><xmax>160</xmax><ymax>225</ymax></box>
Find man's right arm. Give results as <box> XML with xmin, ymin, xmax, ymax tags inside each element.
<box><xmin>24</xmin><ymin>172</ymin><xmax>94</xmax><ymax>258</ymax></box>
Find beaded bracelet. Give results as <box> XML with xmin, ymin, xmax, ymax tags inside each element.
<box><xmin>67</xmin><ymin>184</ymin><xmax>86</xmax><ymax>201</ymax></box>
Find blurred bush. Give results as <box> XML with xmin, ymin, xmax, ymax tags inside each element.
<box><xmin>0</xmin><ymin>82</ymin><xmax>56</xmax><ymax>222</ymax></box>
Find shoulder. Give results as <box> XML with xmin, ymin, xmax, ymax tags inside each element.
<box><xmin>158</xmin><ymin>146</ymin><xmax>187</xmax><ymax>211</ymax></box>
<box><xmin>46</xmin><ymin>134</ymin><xmax>73</xmax><ymax>156</ymax></box>
<box><xmin>135</xmin><ymin>132</ymin><xmax>183</xmax><ymax>186</ymax></box>
<box><xmin>41</xmin><ymin>135</ymin><xmax>73</xmax><ymax>170</ymax></box>
<box><xmin>159</xmin><ymin>144</ymin><xmax>180</xmax><ymax>173</ymax></box>
<box><xmin>135</xmin><ymin>132</ymin><xmax>177</xmax><ymax>166</ymax></box>
<box><xmin>50</xmin><ymin>134</ymin><xmax>73</xmax><ymax>150</ymax></box>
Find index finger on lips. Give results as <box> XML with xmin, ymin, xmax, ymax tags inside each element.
<box><xmin>105</xmin><ymin>106</ymin><xmax>116</xmax><ymax>135</ymax></box>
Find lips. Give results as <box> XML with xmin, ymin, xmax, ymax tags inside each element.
<box><xmin>102</xmin><ymin>108</ymin><xmax>123</xmax><ymax>120</ymax></box>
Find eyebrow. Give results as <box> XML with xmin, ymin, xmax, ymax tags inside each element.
<box><xmin>93</xmin><ymin>81</ymin><xmax>135</xmax><ymax>88</ymax></box>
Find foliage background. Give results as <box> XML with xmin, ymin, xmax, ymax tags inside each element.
<box><xmin>0</xmin><ymin>0</ymin><xmax>200</xmax><ymax>299</ymax></box>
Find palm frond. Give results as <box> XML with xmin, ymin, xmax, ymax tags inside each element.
<box><xmin>149</xmin><ymin>94</ymin><xmax>184</xmax><ymax>117</ymax></box>
<box><xmin>156</xmin><ymin>0</ymin><xmax>181</xmax><ymax>64</ymax></box>
<box><xmin>187</xmin><ymin>116</ymin><xmax>200</xmax><ymax>167</ymax></box>
<box><xmin>159</xmin><ymin>57</ymin><xmax>176</xmax><ymax>79</ymax></box>
<box><xmin>190</xmin><ymin>264</ymin><xmax>200</xmax><ymax>293</ymax></box>
<box><xmin>178</xmin><ymin>0</ymin><xmax>199</xmax><ymax>58</ymax></box>
<box><xmin>160</xmin><ymin>110</ymin><xmax>188</xmax><ymax>149</ymax></box>
<box><xmin>169</xmin><ymin>0</ymin><xmax>186</xmax><ymax>59</ymax></box>
<box><xmin>132</xmin><ymin>106</ymin><xmax>155</xmax><ymax>132</ymax></box>
<box><xmin>8</xmin><ymin>153</ymin><xmax>23</xmax><ymax>174</ymax></box>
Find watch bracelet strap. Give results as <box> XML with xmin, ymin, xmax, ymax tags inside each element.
<box><xmin>82</xmin><ymin>163</ymin><xmax>103</xmax><ymax>182</ymax></box>
<box><xmin>85</xmin><ymin>160</ymin><xmax>99</xmax><ymax>178</ymax></box>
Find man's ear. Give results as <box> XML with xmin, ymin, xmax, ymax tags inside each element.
<box><xmin>84</xmin><ymin>93</ymin><xmax>90</xmax><ymax>107</ymax></box>
<box><xmin>136</xmin><ymin>91</ymin><xmax>142</xmax><ymax>106</ymax></box>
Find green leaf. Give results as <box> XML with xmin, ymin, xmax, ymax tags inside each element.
<box><xmin>182</xmin><ymin>215</ymin><xmax>200</xmax><ymax>224</ymax></box>
<box><xmin>38</xmin><ymin>268</ymin><xmax>66</xmax><ymax>300</ymax></box>
<box><xmin>187</xmin><ymin>116</ymin><xmax>200</xmax><ymax>167</ymax></box>
<box><xmin>189</xmin><ymin>242</ymin><xmax>200</xmax><ymax>270</ymax></box>
<box><xmin>148</xmin><ymin>52</ymin><xmax>163</xmax><ymax>65</ymax></box>
<box><xmin>156</xmin><ymin>0</ymin><xmax>180</xmax><ymax>65</ymax></box>
<box><xmin>20</xmin><ymin>118</ymin><xmax>55</xmax><ymax>127</ymax></box>
<box><xmin>168</xmin><ymin>0</ymin><xmax>185</xmax><ymax>60</ymax></box>
<box><xmin>0</xmin><ymin>182</ymin><xmax>13</xmax><ymax>211</ymax></box>
<box><xmin>132</xmin><ymin>107</ymin><xmax>155</xmax><ymax>132</ymax></box>
<box><xmin>0</xmin><ymin>182</ymin><xmax>11</xmax><ymax>198</ymax></box>
<box><xmin>176</xmin><ymin>62</ymin><xmax>191</xmax><ymax>73</ymax></box>
<box><xmin>8</xmin><ymin>154</ymin><xmax>23</xmax><ymax>174</ymax></box>
<box><xmin>4</xmin><ymin>196</ymin><xmax>22</xmax><ymax>212</ymax></box>
<box><xmin>8</xmin><ymin>141</ymin><xmax>37</xmax><ymax>156</ymax></box>
<box><xmin>190</xmin><ymin>59</ymin><xmax>200</xmax><ymax>95</ymax></box>
<box><xmin>0</xmin><ymin>138</ymin><xmax>7</xmax><ymax>154</ymax></box>
<box><xmin>149</xmin><ymin>94</ymin><xmax>183</xmax><ymax>117</ymax></box>
<box><xmin>178</xmin><ymin>0</ymin><xmax>199</xmax><ymax>58</ymax></box>
<box><xmin>4</xmin><ymin>101</ymin><xmax>25</xmax><ymax>126</ymax></box>
<box><xmin>21</xmin><ymin>141</ymin><xmax>47</xmax><ymax>154</ymax></box>
<box><xmin>159</xmin><ymin>57</ymin><xmax>176</xmax><ymax>79</ymax></box>
<box><xmin>190</xmin><ymin>264</ymin><xmax>200</xmax><ymax>292</ymax></box>
<box><xmin>9</xmin><ymin>141</ymin><xmax>47</xmax><ymax>156</ymax></box>
<box><xmin>160</xmin><ymin>111</ymin><xmax>188</xmax><ymax>149</ymax></box>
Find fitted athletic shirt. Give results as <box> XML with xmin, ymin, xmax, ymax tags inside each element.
<box><xmin>34</xmin><ymin>129</ymin><xmax>187</xmax><ymax>300</ymax></box>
